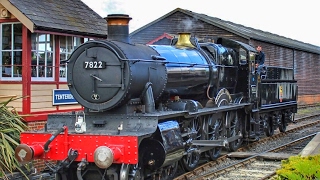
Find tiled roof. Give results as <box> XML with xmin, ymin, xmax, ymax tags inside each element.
<box><xmin>131</xmin><ymin>8</ymin><xmax>320</xmax><ymax>54</ymax></box>
<box><xmin>8</xmin><ymin>0</ymin><xmax>108</xmax><ymax>38</ymax></box>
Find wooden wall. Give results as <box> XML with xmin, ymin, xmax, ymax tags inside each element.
<box><xmin>31</xmin><ymin>84</ymin><xmax>56</xmax><ymax>112</ymax></box>
<box><xmin>130</xmin><ymin>11</ymin><xmax>248</xmax><ymax>45</ymax></box>
<box><xmin>0</xmin><ymin>84</ymin><xmax>22</xmax><ymax>111</ymax></box>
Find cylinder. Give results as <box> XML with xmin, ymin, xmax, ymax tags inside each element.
<box><xmin>139</xmin><ymin>121</ymin><xmax>184</xmax><ymax>170</ymax></box>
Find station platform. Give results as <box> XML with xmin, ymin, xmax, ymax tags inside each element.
<box><xmin>300</xmin><ymin>132</ymin><xmax>320</xmax><ymax>157</ymax></box>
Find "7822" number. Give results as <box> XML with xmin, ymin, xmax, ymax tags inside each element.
<box><xmin>83</xmin><ymin>61</ymin><xmax>106</xmax><ymax>69</ymax></box>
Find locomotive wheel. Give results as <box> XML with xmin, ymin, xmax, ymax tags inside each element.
<box><xmin>120</xmin><ymin>164</ymin><xmax>143</xmax><ymax>180</ymax></box>
<box><xmin>181</xmin><ymin>149</ymin><xmax>200</xmax><ymax>172</ymax></box>
<box><xmin>207</xmin><ymin>115</ymin><xmax>223</xmax><ymax>160</ymax></box>
<box><xmin>226</xmin><ymin>111</ymin><xmax>242</xmax><ymax>152</ymax></box>
<box><xmin>181</xmin><ymin>118</ymin><xmax>201</xmax><ymax>171</ymax></box>
<box><xmin>159</xmin><ymin>162</ymin><xmax>178</xmax><ymax>180</ymax></box>
<box><xmin>264</xmin><ymin>115</ymin><xmax>274</xmax><ymax>137</ymax></box>
<box><xmin>278</xmin><ymin>113</ymin><xmax>287</xmax><ymax>133</ymax></box>
<box><xmin>215</xmin><ymin>89</ymin><xmax>231</xmax><ymax>106</ymax></box>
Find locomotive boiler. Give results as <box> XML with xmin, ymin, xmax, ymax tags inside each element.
<box><xmin>15</xmin><ymin>14</ymin><xmax>297</xmax><ymax>180</ymax></box>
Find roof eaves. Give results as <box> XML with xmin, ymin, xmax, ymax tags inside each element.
<box><xmin>35</xmin><ymin>26</ymin><xmax>108</xmax><ymax>38</ymax></box>
<box><xmin>190</xmin><ymin>10</ymin><xmax>320</xmax><ymax>54</ymax></box>
<box><xmin>0</xmin><ymin>0</ymin><xmax>34</xmax><ymax>32</ymax></box>
<box><xmin>252</xmin><ymin>37</ymin><xmax>320</xmax><ymax>54</ymax></box>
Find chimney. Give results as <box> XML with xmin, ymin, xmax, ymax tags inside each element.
<box><xmin>105</xmin><ymin>14</ymin><xmax>132</xmax><ymax>43</ymax></box>
<box><xmin>175</xmin><ymin>32</ymin><xmax>195</xmax><ymax>48</ymax></box>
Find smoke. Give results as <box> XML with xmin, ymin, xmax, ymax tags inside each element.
<box><xmin>180</xmin><ymin>18</ymin><xmax>193</xmax><ymax>32</ymax></box>
<box><xmin>178</xmin><ymin>17</ymin><xmax>203</xmax><ymax>32</ymax></box>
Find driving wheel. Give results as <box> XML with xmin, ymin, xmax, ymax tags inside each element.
<box><xmin>206</xmin><ymin>115</ymin><xmax>223</xmax><ymax>160</ymax></box>
<box><xmin>226</xmin><ymin>111</ymin><xmax>242</xmax><ymax>152</ymax></box>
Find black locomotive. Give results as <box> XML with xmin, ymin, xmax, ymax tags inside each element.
<box><xmin>15</xmin><ymin>14</ymin><xmax>297</xmax><ymax>180</ymax></box>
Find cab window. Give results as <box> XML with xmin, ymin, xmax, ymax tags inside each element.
<box><xmin>239</xmin><ymin>48</ymin><xmax>247</xmax><ymax>65</ymax></box>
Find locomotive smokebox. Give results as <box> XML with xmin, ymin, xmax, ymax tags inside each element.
<box><xmin>105</xmin><ymin>14</ymin><xmax>132</xmax><ymax>43</ymax></box>
<box><xmin>67</xmin><ymin>14</ymin><xmax>167</xmax><ymax>112</ymax></box>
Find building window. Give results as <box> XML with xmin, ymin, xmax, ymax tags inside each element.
<box><xmin>1</xmin><ymin>23</ymin><xmax>22</xmax><ymax>79</ymax></box>
<box><xmin>59</xmin><ymin>36</ymin><xmax>81</xmax><ymax>79</ymax></box>
<box><xmin>31</xmin><ymin>33</ymin><xmax>54</xmax><ymax>79</ymax></box>
<box><xmin>84</xmin><ymin>38</ymin><xmax>91</xmax><ymax>43</ymax></box>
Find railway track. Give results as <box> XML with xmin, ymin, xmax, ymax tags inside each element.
<box><xmin>197</xmin><ymin>133</ymin><xmax>316</xmax><ymax>180</ymax></box>
<box><xmin>174</xmin><ymin>113</ymin><xmax>320</xmax><ymax>180</ymax></box>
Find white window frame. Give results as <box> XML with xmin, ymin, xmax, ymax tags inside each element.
<box><xmin>31</xmin><ymin>33</ymin><xmax>55</xmax><ymax>81</ymax></box>
<box><xmin>0</xmin><ymin>22</ymin><xmax>23</xmax><ymax>80</ymax></box>
<box><xmin>59</xmin><ymin>36</ymin><xmax>81</xmax><ymax>81</ymax></box>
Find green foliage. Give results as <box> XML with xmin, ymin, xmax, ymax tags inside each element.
<box><xmin>0</xmin><ymin>97</ymin><xmax>28</xmax><ymax>179</ymax></box>
<box><xmin>275</xmin><ymin>154</ymin><xmax>320</xmax><ymax>180</ymax></box>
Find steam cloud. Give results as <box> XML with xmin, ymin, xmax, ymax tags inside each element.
<box><xmin>178</xmin><ymin>17</ymin><xmax>204</xmax><ymax>32</ymax></box>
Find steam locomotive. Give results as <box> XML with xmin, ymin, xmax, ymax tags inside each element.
<box><xmin>15</xmin><ymin>14</ymin><xmax>297</xmax><ymax>180</ymax></box>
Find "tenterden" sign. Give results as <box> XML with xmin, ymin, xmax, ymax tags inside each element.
<box><xmin>52</xmin><ymin>89</ymin><xmax>78</xmax><ymax>105</ymax></box>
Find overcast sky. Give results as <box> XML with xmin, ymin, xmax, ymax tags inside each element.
<box><xmin>81</xmin><ymin>0</ymin><xmax>320</xmax><ymax>47</ymax></box>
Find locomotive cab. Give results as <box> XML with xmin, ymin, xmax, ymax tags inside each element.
<box><xmin>199</xmin><ymin>38</ymin><xmax>258</xmax><ymax>104</ymax></box>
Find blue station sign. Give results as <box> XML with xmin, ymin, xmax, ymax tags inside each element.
<box><xmin>52</xmin><ymin>89</ymin><xmax>78</xmax><ymax>105</ymax></box>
